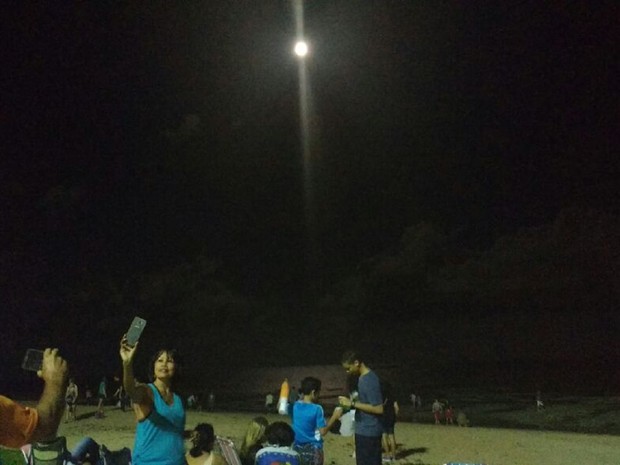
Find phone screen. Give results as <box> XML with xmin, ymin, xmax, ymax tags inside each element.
<box><xmin>22</xmin><ymin>349</ymin><xmax>44</xmax><ymax>372</ymax></box>
<box><xmin>126</xmin><ymin>316</ymin><xmax>147</xmax><ymax>347</ymax></box>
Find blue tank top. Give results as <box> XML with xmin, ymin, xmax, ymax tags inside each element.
<box><xmin>133</xmin><ymin>383</ymin><xmax>186</xmax><ymax>465</ymax></box>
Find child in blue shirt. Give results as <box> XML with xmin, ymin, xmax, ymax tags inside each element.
<box><xmin>291</xmin><ymin>377</ymin><xmax>343</xmax><ymax>465</ymax></box>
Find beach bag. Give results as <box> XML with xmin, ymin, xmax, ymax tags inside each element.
<box><xmin>98</xmin><ymin>445</ymin><xmax>131</xmax><ymax>465</ymax></box>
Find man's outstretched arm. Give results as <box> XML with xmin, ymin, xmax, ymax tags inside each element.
<box><xmin>31</xmin><ymin>348</ymin><xmax>69</xmax><ymax>442</ymax></box>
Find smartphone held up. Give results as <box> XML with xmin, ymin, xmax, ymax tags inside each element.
<box><xmin>126</xmin><ymin>316</ymin><xmax>147</xmax><ymax>347</ymax></box>
<box><xmin>22</xmin><ymin>349</ymin><xmax>44</xmax><ymax>372</ymax></box>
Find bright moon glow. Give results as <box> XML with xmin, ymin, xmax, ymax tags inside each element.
<box><xmin>294</xmin><ymin>41</ymin><xmax>308</xmax><ymax>57</ymax></box>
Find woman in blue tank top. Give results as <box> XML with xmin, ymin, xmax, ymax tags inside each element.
<box><xmin>120</xmin><ymin>336</ymin><xmax>186</xmax><ymax>465</ymax></box>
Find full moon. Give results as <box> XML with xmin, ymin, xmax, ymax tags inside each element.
<box><xmin>294</xmin><ymin>41</ymin><xmax>308</xmax><ymax>57</ymax></box>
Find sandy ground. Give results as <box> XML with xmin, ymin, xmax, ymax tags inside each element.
<box><xmin>57</xmin><ymin>406</ymin><xmax>620</xmax><ymax>465</ymax></box>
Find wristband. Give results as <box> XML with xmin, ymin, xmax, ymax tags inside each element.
<box><xmin>351</xmin><ymin>400</ymin><xmax>356</xmax><ymax>409</ymax></box>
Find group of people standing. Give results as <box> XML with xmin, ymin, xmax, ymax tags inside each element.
<box><xmin>250</xmin><ymin>350</ymin><xmax>396</xmax><ymax>465</ymax></box>
<box><xmin>431</xmin><ymin>399</ymin><xmax>455</xmax><ymax>425</ymax></box>
<box><xmin>1</xmin><ymin>345</ymin><xmax>392</xmax><ymax>465</ymax></box>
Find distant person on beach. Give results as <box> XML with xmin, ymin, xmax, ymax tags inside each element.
<box><xmin>65</xmin><ymin>377</ymin><xmax>79</xmax><ymax>422</ymax></box>
<box><xmin>444</xmin><ymin>404</ymin><xmax>454</xmax><ymax>425</ymax></box>
<box><xmin>380</xmin><ymin>382</ymin><xmax>399</xmax><ymax>462</ymax></box>
<box><xmin>120</xmin><ymin>337</ymin><xmax>186</xmax><ymax>465</ymax></box>
<box><xmin>338</xmin><ymin>350</ymin><xmax>384</xmax><ymax>465</ymax></box>
<box><xmin>410</xmin><ymin>392</ymin><xmax>418</xmax><ymax>422</ymax></box>
<box><xmin>0</xmin><ymin>348</ymin><xmax>68</xmax><ymax>448</ymax></box>
<box><xmin>536</xmin><ymin>390</ymin><xmax>545</xmax><ymax>411</ymax></box>
<box><xmin>291</xmin><ymin>376</ymin><xmax>343</xmax><ymax>465</ymax></box>
<box><xmin>290</xmin><ymin>386</ymin><xmax>299</xmax><ymax>404</ymax></box>
<box><xmin>255</xmin><ymin>421</ymin><xmax>300</xmax><ymax>465</ymax></box>
<box><xmin>185</xmin><ymin>423</ymin><xmax>227</xmax><ymax>465</ymax></box>
<box><xmin>265</xmin><ymin>392</ymin><xmax>274</xmax><ymax>412</ymax></box>
<box><xmin>111</xmin><ymin>375</ymin><xmax>126</xmax><ymax>412</ymax></box>
<box><xmin>432</xmin><ymin>399</ymin><xmax>443</xmax><ymax>424</ymax></box>
<box><xmin>96</xmin><ymin>376</ymin><xmax>107</xmax><ymax>418</ymax></box>
<box><xmin>84</xmin><ymin>388</ymin><xmax>93</xmax><ymax>405</ymax></box>
<box><xmin>238</xmin><ymin>416</ymin><xmax>269</xmax><ymax>465</ymax></box>
<box><xmin>112</xmin><ymin>375</ymin><xmax>128</xmax><ymax>411</ymax></box>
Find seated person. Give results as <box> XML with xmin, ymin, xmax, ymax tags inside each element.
<box><xmin>0</xmin><ymin>348</ymin><xmax>68</xmax><ymax>448</ymax></box>
<box><xmin>186</xmin><ymin>423</ymin><xmax>226</xmax><ymax>465</ymax></box>
<box><xmin>255</xmin><ymin>422</ymin><xmax>300</xmax><ymax>465</ymax></box>
<box><xmin>22</xmin><ymin>436</ymin><xmax>100</xmax><ymax>465</ymax></box>
<box><xmin>238</xmin><ymin>416</ymin><xmax>268</xmax><ymax>465</ymax></box>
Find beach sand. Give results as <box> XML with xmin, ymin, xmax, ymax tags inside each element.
<box><xmin>56</xmin><ymin>405</ymin><xmax>620</xmax><ymax>465</ymax></box>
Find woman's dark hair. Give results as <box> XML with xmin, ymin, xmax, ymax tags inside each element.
<box><xmin>189</xmin><ymin>423</ymin><xmax>215</xmax><ymax>457</ymax></box>
<box><xmin>265</xmin><ymin>421</ymin><xmax>294</xmax><ymax>447</ymax></box>
<box><xmin>148</xmin><ymin>349</ymin><xmax>182</xmax><ymax>384</ymax></box>
<box><xmin>300</xmin><ymin>377</ymin><xmax>321</xmax><ymax>395</ymax></box>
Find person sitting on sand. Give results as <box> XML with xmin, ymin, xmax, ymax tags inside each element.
<box><xmin>238</xmin><ymin>416</ymin><xmax>268</xmax><ymax>465</ymax></box>
<box><xmin>456</xmin><ymin>409</ymin><xmax>469</xmax><ymax>427</ymax></box>
<box><xmin>185</xmin><ymin>423</ymin><xmax>227</xmax><ymax>465</ymax></box>
<box><xmin>255</xmin><ymin>422</ymin><xmax>300</xmax><ymax>465</ymax></box>
<box><xmin>22</xmin><ymin>436</ymin><xmax>101</xmax><ymax>465</ymax></box>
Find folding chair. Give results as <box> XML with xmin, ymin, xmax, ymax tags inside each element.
<box><xmin>0</xmin><ymin>446</ymin><xmax>27</xmax><ymax>465</ymax></box>
<box><xmin>215</xmin><ymin>436</ymin><xmax>242</xmax><ymax>465</ymax></box>
<box><xmin>27</xmin><ymin>437</ymin><xmax>67</xmax><ymax>465</ymax></box>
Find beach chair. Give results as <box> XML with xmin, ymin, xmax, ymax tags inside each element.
<box><xmin>215</xmin><ymin>436</ymin><xmax>242</xmax><ymax>465</ymax></box>
<box><xmin>0</xmin><ymin>446</ymin><xmax>27</xmax><ymax>465</ymax></box>
<box><xmin>26</xmin><ymin>437</ymin><xmax>67</xmax><ymax>465</ymax></box>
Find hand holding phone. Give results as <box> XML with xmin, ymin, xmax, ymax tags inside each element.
<box><xmin>126</xmin><ymin>316</ymin><xmax>147</xmax><ymax>347</ymax></box>
<box><xmin>22</xmin><ymin>349</ymin><xmax>44</xmax><ymax>372</ymax></box>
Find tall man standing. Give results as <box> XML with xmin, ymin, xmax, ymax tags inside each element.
<box><xmin>338</xmin><ymin>350</ymin><xmax>383</xmax><ymax>465</ymax></box>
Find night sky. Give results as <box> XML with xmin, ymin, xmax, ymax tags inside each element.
<box><xmin>2</xmin><ymin>2</ymin><xmax>618</xmax><ymax>391</ymax></box>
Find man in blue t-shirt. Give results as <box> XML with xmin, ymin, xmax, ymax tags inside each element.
<box><xmin>338</xmin><ymin>350</ymin><xmax>384</xmax><ymax>465</ymax></box>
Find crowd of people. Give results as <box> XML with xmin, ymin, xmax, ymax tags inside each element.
<box><xmin>1</xmin><ymin>346</ymin><xmax>407</xmax><ymax>465</ymax></box>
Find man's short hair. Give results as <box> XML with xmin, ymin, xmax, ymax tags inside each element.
<box><xmin>300</xmin><ymin>377</ymin><xmax>321</xmax><ymax>395</ymax></box>
<box><xmin>341</xmin><ymin>349</ymin><xmax>362</xmax><ymax>365</ymax></box>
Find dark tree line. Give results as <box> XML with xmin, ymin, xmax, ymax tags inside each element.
<box><xmin>2</xmin><ymin>207</ymin><xmax>618</xmax><ymax>394</ymax></box>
